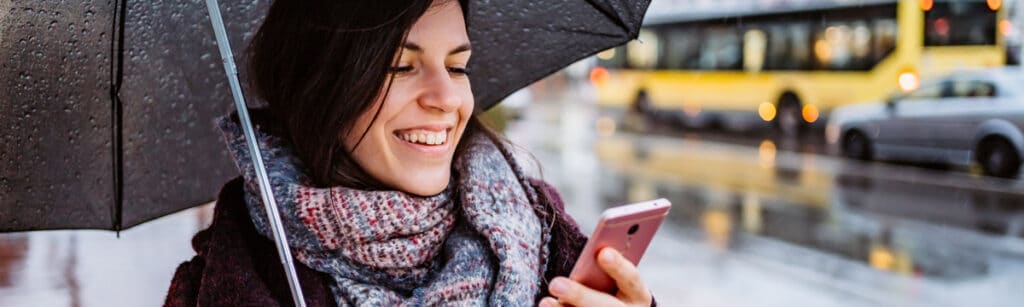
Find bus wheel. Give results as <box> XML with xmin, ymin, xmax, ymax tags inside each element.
<box><xmin>842</xmin><ymin>130</ymin><xmax>872</xmax><ymax>161</ymax></box>
<box><xmin>775</xmin><ymin>94</ymin><xmax>803</xmax><ymax>137</ymax></box>
<box><xmin>632</xmin><ymin>90</ymin><xmax>651</xmax><ymax>114</ymax></box>
<box><xmin>977</xmin><ymin>137</ymin><xmax>1021</xmax><ymax>178</ymax></box>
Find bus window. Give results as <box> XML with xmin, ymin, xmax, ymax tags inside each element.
<box><xmin>660</xmin><ymin>28</ymin><xmax>702</xmax><ymax>70</ymax></box>
<box><xmin>872</xmin><ymin>19</ymin><xmax>897</xmax><ymax>63</ymax></box>
<box><xmin>744</xmin><ymin>29</ymin><xmax>767</xmax><ymax>72</ymax></box>
<box><xmin>850</xmin><ymin>21</ymin><xmax>872</xmax><ymax>67</ymax></box>
<box><xmin>814</xmin><ymin>20</ymin><xmax>893</xmax><ymax>71</ymax></box>
<box><xmin>699</xmin><ymin>27</ymin><xmax>742</xmax><ymax>70</ymax></box>
<box><xmin>925</xmin><ymin>1</ymin><xmax>998</xmax><ymax>46</ymax></box>
<box><xmin>814</xmin><ymin>24</ymin><xmax>855</xmax><ymax>69</ymax></box>
<box><xmin>765</xmin><ymin>23</ymin><xmax>812</xmax><ymax>70</ymax></box>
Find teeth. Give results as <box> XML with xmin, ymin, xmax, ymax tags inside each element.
<box><xmin>398</xmin><ymin>130</ymin><xmax>447</xmax><ymax>145</ymax></box>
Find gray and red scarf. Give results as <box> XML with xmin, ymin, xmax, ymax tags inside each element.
<box><xmin>219</xmin><ymin>116</ymin><xmax>551</xmax><ymax>306</ymax></box>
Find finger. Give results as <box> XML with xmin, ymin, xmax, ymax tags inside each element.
<box><xmin>597</xmin><ymin>248</ymin><xmax>651</xmax><ymax>303</ymax></box>
<box><xmin>548</xmin><ymin>277</ymin><xmax>620</xmax><ymax>307</ymax></box>
<box><xmin>539</xmin><ymin>297</ymin><xmax>563</xmax><ymax>307</ymax></box>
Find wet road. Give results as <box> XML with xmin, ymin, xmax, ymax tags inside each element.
<box><xmin>505</xmin><ymin>92</ymin><xmax>1024</xmax><ymax>306</ymax></box>
<box><xmin>2</xmin><ymin>88</ymin><xmax>1024</xmax><ymax>306</ymax></box>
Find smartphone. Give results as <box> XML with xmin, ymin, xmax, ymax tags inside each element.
<box><xmin>569</xmin><ymin>198</ymin><xmax>671</xmax><ymax>294</ymax></box>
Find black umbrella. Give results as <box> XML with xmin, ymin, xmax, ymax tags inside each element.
<box><xmin>1</xmin><ymin>0</ymin><xmax>650</xmax><ymax>304</ymax></box>
<box><xmin>1</xmin><ymin>0</ymin><xmax>650</xmax><ymax>231</ymax></box>
<box><xmin>0</xmin><ymin>0</ymin><xmax>263</xmax><ymax>232</ymax></box>
<box><xmin>468</xmin><ymin>0</ymin><xmax>649</xmax><ymax>109</ymax></box>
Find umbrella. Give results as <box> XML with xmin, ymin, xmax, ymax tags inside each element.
<box><xmin>467</xmin><ymin>0</ymin><xmax>649</xmax><ymax>110</ymax></box>
<box><xmin>1</xmin><ymin>0</ymin><xmax>650</xmax><ymax>305</ymax></box>
<box><xmin>0</xmin><ymin>0</ymin><xmax>264</xmax><ymax>232</ymax></box>
<box><xmin>0</xmin><ymin>0</ymin><xmax>648</xmax><ymax>231</ymax></box>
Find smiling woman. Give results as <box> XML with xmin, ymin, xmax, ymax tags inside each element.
<box><xmin>164</xmin><ymin>0</ymin><xmax>654</xmax><ymax>306</ymax></box>
<box><xmin>343</xmin><ymin>2</ymin><xmax>475</xmax><ymax>196</ymax></box>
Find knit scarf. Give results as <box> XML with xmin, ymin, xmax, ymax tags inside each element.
<box><xmin>218</xmin><ymin>115</ymin><xmax>550</xmax><ymax>306</ymax></box>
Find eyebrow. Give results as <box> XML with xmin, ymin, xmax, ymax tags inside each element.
<box><xmin>403</xmin><ymin>42</ymin><xmax>472</xmax><ymax>55</ymax></box>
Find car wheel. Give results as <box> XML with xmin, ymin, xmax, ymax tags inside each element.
<box><xmin>978</xmin><ymin>138</ymin><xmax>1021</xmax><ymax>178</ymax></box>
<box><xmin>842</xmin><ymin>130</ymin><xmax>872</xmax><ymax>161</ymax></box>
<box><xmin>775</xmin><ymin>94</ymin><xmax>803</xmax><ymax>137</ymax></box>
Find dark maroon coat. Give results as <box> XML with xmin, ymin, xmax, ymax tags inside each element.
<box><xmin>164</xmin><ymin>177</ymin><xmax>588</xmax><ymax>306</ymax></box>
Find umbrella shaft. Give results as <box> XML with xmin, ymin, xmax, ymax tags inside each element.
<box><xmin>204</xmin><ymin>1</ymin><xmax>308</xmax><ymax>306</ymax></box>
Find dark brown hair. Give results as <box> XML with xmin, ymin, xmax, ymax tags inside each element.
<box><xmin>246</xmin><ymin>0</ymin><xmax>490</xmax><ymax>189</ymax></box>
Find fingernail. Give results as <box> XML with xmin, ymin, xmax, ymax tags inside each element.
<box><xmin>539</xmin><ymin>300</ymin><xmax>552</xmax><ymax>307</ymax></box>
<box><xmin>549</xmin><ymin>278</ymin><xmax>569</xmax><ymax>296</ymax></box>
<box><xmin>600</xmin><ymin>248</ymin><xmax>616</xmax><ymax>264</ymax></box>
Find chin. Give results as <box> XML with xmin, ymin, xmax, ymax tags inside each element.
<box><xmin>396</xmin><ymin>172</ymin><xmax>450</xmax><ymax>197</ymax></box>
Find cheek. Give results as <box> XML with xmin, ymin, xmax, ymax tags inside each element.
<box><xmin>344</xmin><ymin>110</ymin><xmax>376</xmax><ymax>151</ymax></box>
<box><xmin>343</xmin><ymin>90</ymin><xmax>395</xmax><ymax>151</ymax></box>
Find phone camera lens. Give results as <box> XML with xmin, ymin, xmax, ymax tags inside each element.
<box><xmin>628</xmin><ymin>224</ymin><xmax>639</xmax><ymax>235</ymax></box>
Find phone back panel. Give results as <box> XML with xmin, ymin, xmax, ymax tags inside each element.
<box><xmin>568</xmin><ymin>198</ymin><xmax>671</xmax><ymax>293</ymax></box>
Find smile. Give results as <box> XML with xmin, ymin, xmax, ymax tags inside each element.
<box><xmin>394</xmin><ymin>128</ymin><xmax>451</xmax><ymax>146</ymax></box>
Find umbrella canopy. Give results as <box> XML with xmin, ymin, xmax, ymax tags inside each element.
<box><xmin>0</xmin><ymin>0</ymin><xmax>651</xmax><ymax>232</ymax></box>
<box><xmin>468</xmin><ymin>0</ymin><xmax>649</xmax><ymax>110</ymax></box>
<box><xmin>0</xmin><ymin>0</ymin><xmax>262</xmax><ymax>231</ymax></box>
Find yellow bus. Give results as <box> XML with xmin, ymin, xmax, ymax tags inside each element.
<box><xmin>591</xmin><ymin>0</ymin><xmax>1009</xmax><ymax>135</ymax></box>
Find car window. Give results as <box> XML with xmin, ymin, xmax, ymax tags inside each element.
<box><xmin>949</xmin><ymin>80</ymin><xmax>996</xmax><ymax>98</ymax></box>
<box><xmin>902</xmin><ymin>82</ymin><xmax>945</xmax><ymax>101</ymax></box>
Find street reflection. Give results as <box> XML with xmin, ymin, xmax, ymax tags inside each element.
<box><xmin>590</xmin><ymin>129</ymin><xmax>1024</xmax><ymax>302</ymax></box>
<box><xmin>0</xmin><ymin>205</ymin><xmax>210</xmax><ymax>307</ymax></box>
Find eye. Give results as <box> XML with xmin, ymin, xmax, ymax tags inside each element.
<box><xmin>389</xmin><ymin>65</ymin><xmax>414</xmax><ymax>74</ymax></box>
<box><xmin>448</xmin><ymin>67</ymin><xmax>470</xmax><ymax>76</ymax></box>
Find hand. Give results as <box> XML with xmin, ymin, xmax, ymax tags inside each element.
<box><xmin>540</xmin><ymin>247</ymin><xmax>652</xmax><ymax>307</ymax></box>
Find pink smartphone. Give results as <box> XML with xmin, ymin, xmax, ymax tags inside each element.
<box><xmin>568</xmin><ymin>198</ymin><xmax>671</xmax><ymax>294</ymax></box>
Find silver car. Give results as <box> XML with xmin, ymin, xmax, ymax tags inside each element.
<box><xmin>826</xmin><ymin>68</ymin><xmax>1024</xmax><ymax>178</ymax></box>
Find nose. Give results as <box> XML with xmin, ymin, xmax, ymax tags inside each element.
<box><xmin>417</xmin><ymin>67</ymin><xmax>464</xmax><ymax>113</ymax></box>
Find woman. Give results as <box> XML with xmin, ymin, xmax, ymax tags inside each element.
<box><xmin>165</xmin><ymin>0</ymin><xmax>653</xmax><ymax>306</ymax></box>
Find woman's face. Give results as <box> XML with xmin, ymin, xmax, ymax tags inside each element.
<box><xmin>344</xmin><ymin>0</ymin><xmax>473</xmax><ymax>196</ymax></box>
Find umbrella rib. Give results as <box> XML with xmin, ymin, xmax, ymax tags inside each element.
<box><xmin>531</xmin><ymin>26</ymin><xmax>624</xmax><ymax>39</ymax></box>
<box><xmin>584</xmin><ymin>0</ymin><xmax>633</xmax><ymax>35</ymax></box>
<box><xmin>108</xmin><ymin>0</ymin><xmax>129</xmax><ymax>232</ymax></box>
